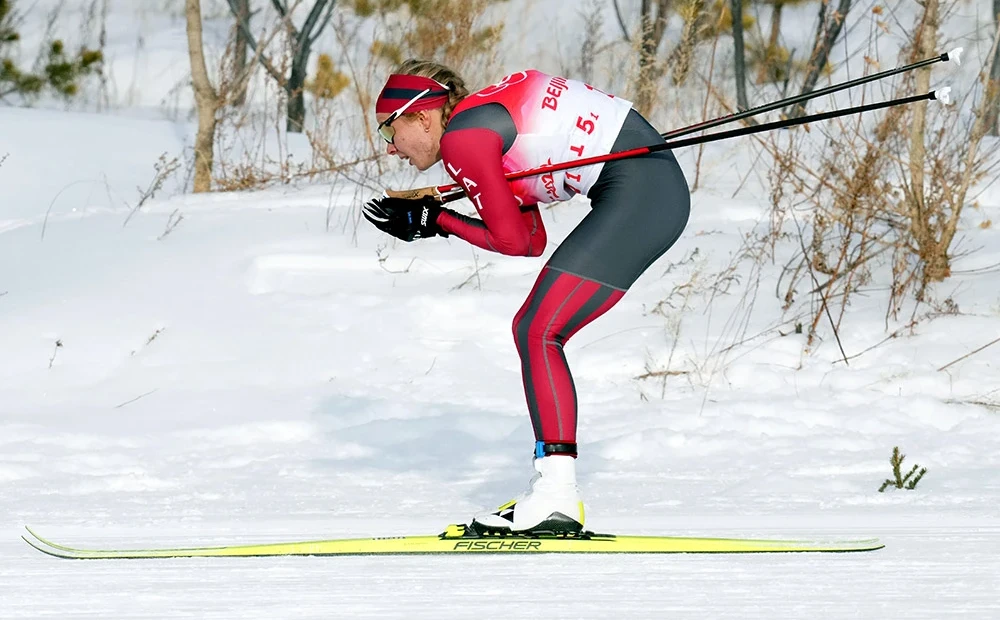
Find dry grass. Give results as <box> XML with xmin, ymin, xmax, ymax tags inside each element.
<box><xmin>124</xmin><ymin>153</ymin><xmax>181</xmax><ymax>227</ymax></box>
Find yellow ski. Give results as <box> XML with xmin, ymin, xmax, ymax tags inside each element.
<box><xmin>23</xmin><ymin>524</ymin><xmax>883</xmax><ymax>559</ymax></box>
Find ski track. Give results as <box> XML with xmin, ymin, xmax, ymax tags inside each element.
<box><xmin>1</xmin><ymin>528</ymin><xmax>997</xmax><ymax>619</ymax></box>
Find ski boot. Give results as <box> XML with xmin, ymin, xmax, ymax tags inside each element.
<box><xmin>472</xmin><ymin>444</ymin><xmax>584</xmax><ymax>536</ymax></box>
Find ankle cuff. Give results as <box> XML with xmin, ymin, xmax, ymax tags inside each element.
<box><xmin>535</xmin><ymin>441</ymin><xmax>577</xmax><ymax>458</ymax></box>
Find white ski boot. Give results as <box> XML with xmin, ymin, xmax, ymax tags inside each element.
<box><xmin>472</xmin><ymin>455</ymin><xmax>584</xmax><ymax>535</ymax></box>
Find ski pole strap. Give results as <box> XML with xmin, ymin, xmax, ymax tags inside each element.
<box><xmin>536</xmin><ymin>441</ymin><xmax>578</xmax><ymax>458</ymax></box>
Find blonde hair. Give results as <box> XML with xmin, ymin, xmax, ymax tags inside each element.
<box><xmin>393</xmin><ymin>58</ymin><xmax>469</xmax><ymax>126</ymax></box>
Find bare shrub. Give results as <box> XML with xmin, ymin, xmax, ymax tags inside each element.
<box><xmin>766</xmin><ymin>2</ymin><xmax>1000</xmax><ymax>353</ymax></box>
<box><xmin>637</xmin><ymin>237</ymin><xmax>762</xmax><ymax>401</ymax></box>
<box><xmin>752</xmin><ymin>0</ymin><xmax>812</xmax><ymax>84</ymax></box>
<box><xmin>626</xmin><ymin>0</ymin><xmax>671</xmax><ymax>117</ymax></box>
<box><xmin>125</xmin><ymin>153</ymin><xmax>182</xmax><ymax>226</ymax></box>
<box><xmin>356</xmin><ymin>0</ymin><xmax>507</xmax><ymax>86</ymax></box>
<box><xmin>576</xmin><ymin>0</ymin><xmax>608</xmax><ymax>84</ymax></box>
<box><xmin>206</xmin><ymin>8</ymin><xmax>386</xmax><ymax>202</ymax></box>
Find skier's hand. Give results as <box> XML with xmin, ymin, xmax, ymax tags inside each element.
<box><xmin>362</xmin><ymin>194</ymin><xmax>449</xmax><ymax>242</ymax></box>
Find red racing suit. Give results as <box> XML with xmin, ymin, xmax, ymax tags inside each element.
<box><xmin>435</xmin><ymin>70</ymin><xmax>689</xmax><ymax>453</ymax></box>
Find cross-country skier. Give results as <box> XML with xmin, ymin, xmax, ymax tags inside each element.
<box><xmin>364</xmin><ymin>59</ymin><xmax>691</xmax><ymax>535</ymax></box>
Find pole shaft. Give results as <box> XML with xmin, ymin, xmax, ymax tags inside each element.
<box><xmin>433</xmin><ymin>52</ymin><xmax>949</xmax><ymax>198</ymax></box>
<box><xmin>438</xmin><ymin>92</ymin><xmax>937</xmax><ymax>203</ymax></box>
<box><xmin>661</xmin><ymin>52</ymin><xmax>949</xmax><ymax>141</ymax></box>
<box><xmin>655</xmin><ymin>91</ymin><xmax>936</xmax><ymax>151</ymax></box>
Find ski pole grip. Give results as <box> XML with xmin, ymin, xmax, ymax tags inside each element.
<box><xmin>385</xmin><ymin>186</ymin><xmax>442</xmax><ymax>201</ymax></box>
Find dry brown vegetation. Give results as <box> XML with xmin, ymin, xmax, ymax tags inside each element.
<box><xmin>762</xmin><ymin>0</ymin><xmax>1000</xmax><ymax>352</ymax></box>
<box><xmin>18</xmin><ymin>0</ymin><xmax>990</xmax><ymax>359</ymax></box>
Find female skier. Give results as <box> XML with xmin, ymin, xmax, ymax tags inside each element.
<box><xmin>364</xmin><ymin>59</ymin><xmax>691</xmax><ymax>535</ymax></box>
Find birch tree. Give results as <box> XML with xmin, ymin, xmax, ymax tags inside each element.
<box><xmin>185</xmin><ymin>0</ymin><xmax>262</xmax><ymax>191</ymax></box>
<box><xmin>186</xmin><ymin>0</ymin><xmax>217</xmax><ymax>193</ymax></box>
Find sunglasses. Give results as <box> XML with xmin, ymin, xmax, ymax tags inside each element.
<box><xmin>377</xmin><ymin>88</ymin><xmax>432</xmax><ymax>145</ymax></box>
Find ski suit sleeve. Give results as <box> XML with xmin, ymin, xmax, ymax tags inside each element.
<box><xmin>436</xmin><ymin>127</ymin><xmax>547</xmax><ymax>257</ymax></box>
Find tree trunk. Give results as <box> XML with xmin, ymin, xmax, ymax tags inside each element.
<box><xmin>226</xmin><ymin>0</ymin><xmax>334</xmax><ymax>133</ymax></box>
<box><xmin>903</xmin><ymin>0</ymin><xmax>947</xmax><ymax>282</ymax></box>
<box><xmin>231</xmin><ymin>0</ymin><xmax>250</xmax><ymax>107</ymax></box>
<box><xmin>185</xmin><ymin>0</ymin><xmax>218</xmax><ymax>193</ymax></box>
<box><xmin>767</xmin><ymin>3</ymin><xmax>783</xmax><ymax>50</ymax></box>
<box><xmin>906</xmin><ymin>0</ymin><xmax>939</xmax><ymax>260</ymax></box>
<box><xmin>287</xmin><ymin>58</ymin><xmax>307</xmax><ymax>133</ymax></box>
<box><xmin>988</xmin><ymin>0</ymin><xmax>1000</xmax><ymax>136</ymax></box>
<box><xmin>786</xmin><ymin>0</ymin><xmax>852</xmax><ymax>118</ymax></box>
<box><xmin>730</xmin><ymin>0</ymin><xmax>749</xmax><ymax>112</ymax></box>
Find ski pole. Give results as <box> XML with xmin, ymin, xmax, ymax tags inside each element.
<box><xmin>419</xmin><ymin>89</ymin><xmax>948</xmax><ymax>205</ymax></box>
<box><xmin>656</xmin><ymin>89</ymin><xmax>949</xmax><ymax>151</ymax></box>
<box><xmin>658</xmin><ymin>47</ymin><xmax>962</xmax><ymax>141</ymax></box>
<box><xmin>386</xmin><ymin>51</ymin><xmax>960</xmax><ymax>203</ymax></box>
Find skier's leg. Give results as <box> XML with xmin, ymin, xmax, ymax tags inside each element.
<box><xmin>513</xmin><ymin>267</ymin><xmax>624</xmax><ymax>449</ymax></box>
<box><xmin>474</xmin><ymin>110</ymin><xmax>690</xmax><ymax>534</ymax></box>
<box><xmin>517</xmin><ymin>109</ymin><xmax>691</xmax><ymax>454</ymax></box>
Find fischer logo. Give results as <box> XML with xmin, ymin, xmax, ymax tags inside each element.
<box><xmin>452</xmin><ymin>540</ymin><xmax>543</xmax><ymax>551</ymax></box>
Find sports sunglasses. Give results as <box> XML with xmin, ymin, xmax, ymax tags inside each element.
<box><xmin>377</xmin><ymin>87</ymin><xmax>449</xmax><ymax>144</ymax></box>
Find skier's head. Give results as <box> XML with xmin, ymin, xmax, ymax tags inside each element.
<box><xmin>375</xmin><ymin>59</ymin><xmax>468</xmax><ymax>171</ymax></box>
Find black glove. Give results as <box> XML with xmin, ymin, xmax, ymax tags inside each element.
<box><xmin>362</xmin><ymin>194</ymin><xmax>450</xmax><ymax>242</ymax></box>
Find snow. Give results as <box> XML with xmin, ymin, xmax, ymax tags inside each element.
<box><xmin>4</xmin><ymin>528</ymin><xmax>999</xmax><ymax>618</ymax></box>
<box><xmin>2</xmin><ymin>0</ymin><xmax>1000</xmax><ymax>618</ymax></box>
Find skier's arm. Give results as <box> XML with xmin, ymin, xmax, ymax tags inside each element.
<box><xmin>436</xmin><ymin>128</ymin><xmax>547</xmax><ymax>257</ymax></box>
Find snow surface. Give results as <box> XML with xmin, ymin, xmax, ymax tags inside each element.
<box><xmin>2</xmin><ymin>1</ymin><xmax>1000</xmax><ymax>618</ymax></box>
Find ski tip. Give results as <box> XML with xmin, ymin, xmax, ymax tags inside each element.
<box><xmin>21</xmin><ymin>534</ymin><xmax>67</xmax><ymax>559</ymax></box>
<box><xmin>23</xmin><ymin>525</ymin><xmax>55</xmax><ymax>547</ymax></box>
<box><xmin>847</xmin><ymin>538</ymin><xmax>885</xmax><ymax>552</ymax></box>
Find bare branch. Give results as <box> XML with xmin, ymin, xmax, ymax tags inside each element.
<box><xmin>270</xmin><ymin>0</ymin><xmax>289</xmax><ymax>18</ymax></box>
<box><xmin>937</xmin><ymin>336</ymin><xmax>1000</xmax><ymax>372</ymax></box>
<box><xmin>787</xmin><ymin>0</ymin><xmax>853</xmax><ymax>119</ymax></box>
<box><xmin>307</xmin><ymin>0</ymin><xmax>336</xmax><ymax>46</ymax></box>
<box><xmin>792</xmin><ymin>211</ymin><xmax>850</xmax><ymax>365</ymax></box>
<box><xmin>114</xmin><ymin>388</ymin><xmax>159</xmax><ymax>409</ymax></box>
<box><xmin>611</xmin><ymin>0</ymin><xmax>631</xmax><ymax>42</ymax></box>
<box><xmin>226</xmin><ymin>0</ymin><xmax>285</xmax><ymax>83</ymax></box>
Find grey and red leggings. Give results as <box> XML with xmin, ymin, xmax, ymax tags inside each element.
<box><xmin>516</xmin><ymin>110</ymin><xmax>690</xmax><ymax>455</ymax></box>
